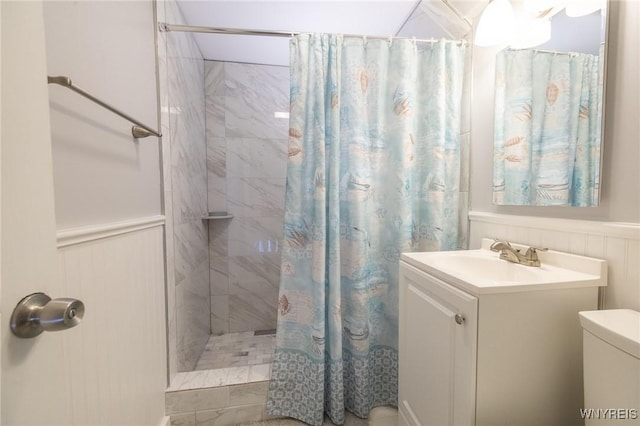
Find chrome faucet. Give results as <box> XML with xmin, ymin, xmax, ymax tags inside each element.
<box><xmin>489</xmin><ymin>239</ymin><xmax>548</xmax><ymax>267</ymax></box>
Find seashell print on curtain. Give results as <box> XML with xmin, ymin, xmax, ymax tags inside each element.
<box><xmin>266</xmin><ymin>34</ymin><xmax>466</xmax><ymax>425</ymax></box>
<box><xmin>493</xmin><ymin>47</ymin><xmax>603</xmax><ymax>206</ymax></box>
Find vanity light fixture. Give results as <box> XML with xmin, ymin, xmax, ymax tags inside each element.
<box><xmin>475</xmin><ymin>0</ymin><xmax>565</xmax><ymax>48</ymax></box>
<box><xmin>474</xmin><ymin>0</ymin><xmax>516</xmax><ymax>47</ymax></box>
<box><xmin>522</xmin><ymin>0</ymin><xmax>567</xmax><ymax>19</ymax></box>
<box><xmin>509</xmin><ymin>10</ymin><xmax>552</xmax><ymax>49</ymax></box>
<box><xmin>509</xmin><ymin>0</ymin><xmax>559</xmax><ymax>49</ymax></box>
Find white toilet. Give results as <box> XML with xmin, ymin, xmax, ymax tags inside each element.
<box><xmin>579</xmin><ymin>309</ymin><xmax>640</xmax><ymax>425</ymax></box>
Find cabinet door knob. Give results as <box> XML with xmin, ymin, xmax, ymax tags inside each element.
<box><xmin>455</xmin><ymin>314</ymin><xmax>465</xmax><ymax>325</ymax></box>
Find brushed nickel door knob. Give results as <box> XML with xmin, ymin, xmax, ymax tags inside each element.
<box><xmin>10</xmin><ymin>292</ymin><xmax>85</xmax><ymax>338</ymax></box>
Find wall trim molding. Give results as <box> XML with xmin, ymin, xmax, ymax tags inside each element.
<box><xmin>469</xmin><ymin>211</ymin><xmax>640</xmax><ymax>240</ymax></box>
<box><xmin>57</xmin><ymin>215</ymin><xmax>166</xmax><ymax>248</ymax></box>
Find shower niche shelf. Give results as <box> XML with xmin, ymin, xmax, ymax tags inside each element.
<box><xmin>202</xmin><ymin>212</ymin><xmax>233</xmax><ymax>220</ymax></box>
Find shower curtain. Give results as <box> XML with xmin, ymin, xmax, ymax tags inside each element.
<box><xmin>493</xmin><ymin>48</ymin><xmax>603</xmax><ymax>206</ymax></box>
<box><xmin>266</xmin><ymin>34</ymin><xmax>466</xmax><ymax>426</ymax></box>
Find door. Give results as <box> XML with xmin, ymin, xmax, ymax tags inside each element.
<box><xmin>1</xmin><ymin>1</ymin><xmax>73</xmax><ymax>424</ymax></box>
<box><xmin>398</xmin><ymin>262</ymin><xmax>478</xmax><ymax>426</ymax></box>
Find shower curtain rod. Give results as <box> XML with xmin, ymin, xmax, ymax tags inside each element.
<box><xmin>158</xmin><ymin>23</ymin><xmax>468</xmax><ymax>45</ymax></box>
<box><xmin>506</xmin><ymin>47</ymin><xmax>595</xmax><ymax>56</ymax></box>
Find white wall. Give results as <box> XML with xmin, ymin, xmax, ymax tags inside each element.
<box><xmin>44</xmin><ymin>1</ymin><xmax>162</xmax><ymax>229</ymax></box>
<box><xmin>470</xmin><ymin>0</ymin><xmax>640</xmax><ymax>223</ymax></box>
<box><xmin>469</xmin><ymin>0</ymin><xmax>640</xmax><ymax>311</ymax></box>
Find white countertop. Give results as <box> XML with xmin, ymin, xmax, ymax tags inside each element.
<box><xmin>401</xmin><ymin>239</ymin><xmax>607</xmax><ymax>295</ymax></box>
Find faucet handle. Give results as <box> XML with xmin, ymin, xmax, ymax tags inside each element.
<box><xmin>490</xmin><ymin>238</ymin><xmax>513</xmax><ymax>251</ymax></box>
<box><xmin>524</xmin><ymin>246</ymin><xmax>548</xmax><ymax>259</ymax></box>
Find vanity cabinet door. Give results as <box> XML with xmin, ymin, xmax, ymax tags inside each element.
<box><xmin>398</xmin><ymin>262</ymin><xmax>478</xmax><ymax>426</ymax></box>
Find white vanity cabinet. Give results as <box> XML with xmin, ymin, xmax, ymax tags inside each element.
<box><xmin>398</xmin><ymin>244</ymin><xmax>606</xmax><ymax>426</ymax></box>
<box><xmin>398</xmin><ymin>263</ymin><xmax>478</xmax><ymax>426</ymax></box>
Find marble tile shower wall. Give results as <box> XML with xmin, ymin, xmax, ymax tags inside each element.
<box><xmin>458</xmin><ymin>48</ymin><xmax>472</xmax><ymax>250</ymax></box>
<box><xmin>205</xmin><ymin>61</ymin><xmax>290</xmax><ymax>334</ymax></box>
<box><xmin>158</xmin><ymin>0</ymin><xmax>210</xmax><ymax>373</ymax></box>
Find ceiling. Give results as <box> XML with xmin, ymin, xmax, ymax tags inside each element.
<box><xmin>172</xmin><ymin>1</ymin><xmax>487</xmax><ymax>66</ymax></box>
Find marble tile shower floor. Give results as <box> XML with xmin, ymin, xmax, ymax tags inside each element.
<box><xmin>195</xmin><ymin>330</ymin><xmax>276</xmax><ymax>371</ymax></box>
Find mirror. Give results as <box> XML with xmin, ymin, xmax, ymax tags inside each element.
<box><xmin>492</xmin><ymin>1</ymin><xmax>608</xmax><ymax>206</ymax></box>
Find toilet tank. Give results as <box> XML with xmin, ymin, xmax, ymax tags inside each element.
<box><xmin>579</xmin><ymin>309</ymin><xmax>640</xmax><ymax>425</ymax></box>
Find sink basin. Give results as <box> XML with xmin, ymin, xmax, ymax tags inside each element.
<box><xmin>401</xmin><ymin>239</ymin><xmax>607</xmax><ymax>295</ymax></box>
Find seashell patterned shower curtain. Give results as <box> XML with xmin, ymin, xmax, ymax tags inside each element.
<box><xmin>266</xmin><ymin>34</ymin><xmax>466</xmax><ymax>425</ymax></box>
<box><xmin>493</xmin><ymin>48</ymin><xmax>603</xmax><ymax>206</ymax></box>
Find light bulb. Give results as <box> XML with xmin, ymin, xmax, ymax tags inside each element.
<box><xmin>475</xmin><ymin>0</ymin><xmax>517</xmax><ymax>47</ymax></box>
<box><xmin>510</xmin><ymin>16</ymin><xmax>552</xmax><ymax>49</ymax></box>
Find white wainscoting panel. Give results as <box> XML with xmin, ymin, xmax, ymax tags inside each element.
<box><xmin>469</xmin><ymin>212</ymin><xmax>640</xmax><ymax>311</ymax></box>
<box><xmin>57</xmin><ymin>215</ymin><xmax>165</xmax><ymax>248</ymax></box>
<box><xmin>57</xmin><ymin>223</ymin><xmax>167</xmax><ymax>425</ymax></box>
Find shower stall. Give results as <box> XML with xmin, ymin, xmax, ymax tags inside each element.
<box><xmin>198</xmin><ymin>59</ymin><xmax>290</xmax><ymax>370</ymax></box>
<box><xmin>158</xmin><ymin>0</ymin><xmax>290</xmax><ymax>376</ymax></box>
<box><xmin>157</xmin><ymin>0</ymin><xmax>471</xmax><ymax>387</ymax></box>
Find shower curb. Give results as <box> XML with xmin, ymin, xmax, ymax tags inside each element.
<box><xmin>165</xmin><ymin>364</ymin><xmax>283</xmax><ymax>425</ymax></box>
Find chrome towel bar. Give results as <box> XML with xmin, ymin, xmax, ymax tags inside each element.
<box><xmin>47</xmin><ymin>75</ymin><xmax>162</xmax><ymax>139</ymax></box>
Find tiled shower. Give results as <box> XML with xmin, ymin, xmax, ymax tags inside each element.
<box><xmin>205</xmin><ymin>61</ymin><xmax>289</xmax><ymax>337</ymax></box>
<box><xmin>172</xmin><ymin>59</ymin><xmax>289</xmax><ymax>373</ymax></box>
<box><xmin>159</xmin><ymin>8</ymin><xmax>290</xmax><ymax>417</ymax></box>
<box><xmin>160</xmin><ymin>0</ymin><xmax>289</xmax><ymax>378</ymax></box>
